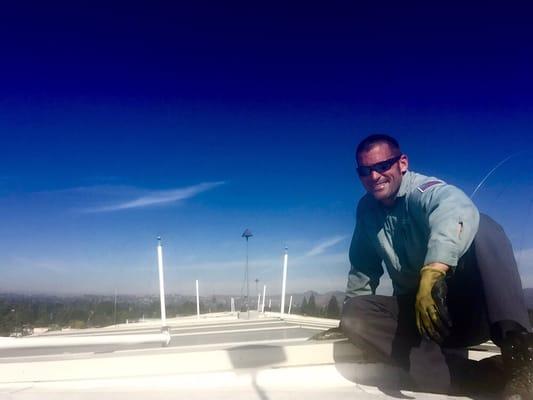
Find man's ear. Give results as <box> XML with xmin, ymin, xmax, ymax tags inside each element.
<box><xmin>399</xmin><ymin>154</ymin><xmax>409</xmax><ymax>174</ymax></box>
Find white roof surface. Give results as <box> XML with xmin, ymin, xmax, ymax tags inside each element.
<box><xmin>0</xmin><ymin>312</ymin><xmax>499</xmax><ymax>399</ymax></box>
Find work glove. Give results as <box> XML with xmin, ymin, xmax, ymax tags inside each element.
<box><xmin>415</xmin><ymin>266</ymin><xmax>452</xmax><ymax>344</ymax></box>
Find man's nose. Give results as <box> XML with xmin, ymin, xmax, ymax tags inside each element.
<box><xmin>369</xmin><ymin>170</ymin><xmax>381</xmax><ymax>181</ymax></box>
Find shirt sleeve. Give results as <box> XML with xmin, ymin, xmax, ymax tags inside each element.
<box><xmin>413</xmin><ymin>183</ymin><xmax>479</xmax><ymax>269</ymax></box>
<box><xmin>346</xmin><ymin>201</ymin><xmax>384</xmax><ymax>297</ymax></box>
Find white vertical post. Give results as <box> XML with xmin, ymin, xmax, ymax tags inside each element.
<box><xmin>196</xmin><ymin>279</ymin><xmax>200</xmax><ymax>319</ymax></box>
<box><xmin>257</xmin><ymin>293</ymin><xmax>261</xmax><ymax>311</ymax></box>
<box><xmin>268</xmin><ymin>298</ymin><xmax>272</xmax><ymax>310</ymax></box>
<box><xmin>288</xmin><ymin>295</ymin><xmax>293</xmax><ymax>315</ymax></box>
<box><xmin>262</xmin><ymin>285</ymin><xmax>266</xmax><ymax>313</ymax></box>
<box><xmin>156</xmin><ymin>237</ymin><xmax>167</xmax><ymax>328</ymax></box>
<box><xmin>280</xmin><ymin>247</ymin><xmax>288</xmax><ymax>316</ymax></box>
<box><xmin>114</xmin><ymin>288</ymin><xmax>117</xmax><ymax>326</ymax></box>
<box><xmin>231</xmin><ymin>297</ymin><xmax>235</xmax><ymax>313</ymax></box>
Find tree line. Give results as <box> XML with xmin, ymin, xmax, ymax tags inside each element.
<box><xmin>296</xmin><ymin>294</ymin><xmax>340</xmax><ymax>319</ymax></box>
<box><xmin>0</xmin><ymin>296</ymin><xmax>224</xmax><ymax>337</ymax></box>
<box><xmin>3</xmin><ymin>295</ymin><xmax>532</xmax><ymax>337</ymax></box>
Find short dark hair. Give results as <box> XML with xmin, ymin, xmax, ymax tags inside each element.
<box><xmin>356</xmin><ymin>134</ymin><xmax>401</xmax><ymax>162</ymax></box>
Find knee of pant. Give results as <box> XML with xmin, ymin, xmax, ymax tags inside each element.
<box><xmin>478</xmin><ymin>213</ymin><xmax>506</xmax><ymax>240</ymax></box>
<box><xmin>341</xmin><ymin>296</ymin><xmax>372</xmax><ymax>337</ymax></box>
<box><xmin>341</xmin><ymin>315</ymin><xmax>365</xmax><ymax>338</ymax></box>
<box><xmin>342</xmin><ymin>295</ymin><xmax>369</xmax><ymax>314</ymax></box>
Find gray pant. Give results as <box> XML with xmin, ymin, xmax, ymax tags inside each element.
<box><xmin>341</xmin><ymin>214</ymin><xmax>530</xmax><ymax>390</ymax></box>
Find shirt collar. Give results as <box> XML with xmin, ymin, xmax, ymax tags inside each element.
<box><xmin>396</xmin><ymin>170</ymin><xmax>412</xmax><ymax>198</ymax></box>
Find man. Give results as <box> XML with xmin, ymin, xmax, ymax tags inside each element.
<box><xmin>340</xmin><ymin>134</ymin><xmax>532</xmax><ymax>398</ymax></box>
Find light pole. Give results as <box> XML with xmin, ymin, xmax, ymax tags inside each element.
<box><xmin>262</xmin><ymin>285</ymin><xmax>266</xmax><ymax>313</ymax></box>
<box><xmin>280</xmin><ymin>246</ymin><xmax>288</xmax><ymax>316</ymax></box>
<box><xmin>254</xmin><ymin>278</ymin><xmax>259</xmax><ymax>310</ymax></box>
<box><xmin>156</xmin><ymin>236</ymin><xmax>168</xmax><ymax>332</ymax></box>
<box><xmin>242</xmin><ymin>229</ymin><xmax>253</xmax><ymax>318</ymax></box>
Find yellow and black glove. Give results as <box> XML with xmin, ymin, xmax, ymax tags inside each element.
<box><xmin>415</xmin><ymin>266</ymin><xmax>452</xmax><ymax>344</ymax></box>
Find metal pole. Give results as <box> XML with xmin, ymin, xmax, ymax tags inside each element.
<box><xmin>242</xmin><ymin>229</ymin><xmax>253</xmax><ymax>319</ymax></box>
<box><xmin>246</xmin><ymin>237</ymin><xmax>250</xmax><ymax>318</ymax></box>
<box><xmin>231</xmin><ymin>297</ymin><xmax>235</xmax><ymax>313</ymax></box>
<box><xmin>288</xmin><ymin>295</ymin><xmax>293</xmax><ymax>315</ymax></box>
<box><xmin>280</xmin><ymin>247</ymin><xmax>288</xmax><ymax>316</ymax></box>
<box><xmin>156</xmin><ymin>237</ymin><xmax>167</xmax><ymax>328</ymax></box>
<box><xmin>262</xmin><ymin>285</ymin><xmax>266</xmax><ymax>313</ymax></box>
<box><xmin>257</xmin><ymin>293</ymin><xmax>261</xmax><ymax>311</ymax></box>
<box><xmin>196</xmin><ymin>279</ymin><xmax>200</xmax><ymax>319</ymax></box>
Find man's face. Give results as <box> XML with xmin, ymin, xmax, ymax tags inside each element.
<box><xmin>357</xmin><ymin>142</ymin><xmax>408</xmax><ymax>206</ymax></box>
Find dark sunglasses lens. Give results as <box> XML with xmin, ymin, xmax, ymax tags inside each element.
<box><xmin>373</xmin><ymin>159</ymin><xmax>394</xmax><ymax>173</ymax></box>
<box><xmin>357</xmin><ymin>156</ymin><xmax>400</xmax><ymax>177</ymax></box>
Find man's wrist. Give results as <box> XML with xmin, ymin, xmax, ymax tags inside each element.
<box><xmin>422</xmin><ymin>262</ymin><xmax>450</xmax><ymax>274</ymax></box>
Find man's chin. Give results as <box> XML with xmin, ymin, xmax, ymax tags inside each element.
<box><xmin>370</xmin><ymin>191</ymin><xmax>395</xmax><ymax>205</ymax></box>
<box><xmin>370</xmin><ymin>190</ymin><xmax>388</xmax><ymax>200</ymax></box>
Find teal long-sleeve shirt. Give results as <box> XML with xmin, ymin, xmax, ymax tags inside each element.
<box><xmin>346</xmin><ymin>170</ymin><xmax>480</xmax><ymax>297</ymax></box>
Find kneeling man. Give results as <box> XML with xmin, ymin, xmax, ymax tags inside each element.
<box><xmin>341</xmin><ymin>134</ymin><xmax>532</xmax><ymax>399</ymax></box>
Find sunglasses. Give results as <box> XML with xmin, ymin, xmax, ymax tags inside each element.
<box><xmin>357</xmin><ymin>155</ymin><xmax>402</xmax><ymax>177</ymax></box>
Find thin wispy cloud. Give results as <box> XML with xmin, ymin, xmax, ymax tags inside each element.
<box><xmin>83</xmin><ymin>181</ymin><xmax>225</xmax><ymax>212</ymax></box>
<box><xmin>9</xmin><ymin>255</ymin><xmax>69</xmax><ymax>274</ymax></box>
<box><xmin>306</xmin><ymin>235</ymin><xmax>348</xmax><ymax>257</ymax></box>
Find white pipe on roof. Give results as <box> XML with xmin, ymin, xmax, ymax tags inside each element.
<box><xmin>280</xmin><ymin>247</ymin><xmax>288</xmax><ymax>316</ymax></box>
<box><xmin>157</xmin><ymin>237</ymin><xmax>167</xmax><ymax>328</ymax></box>
<box><xmin>261</xmin><ymin>285</ymin><xmax>266</xmax><ymax>313</ymax></box>
<box><xmin>288</xmin><ymin>295</ymin><xmax>293</xmax><ymax>315</ymax></box>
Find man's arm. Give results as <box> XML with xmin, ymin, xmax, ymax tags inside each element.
<box><xmin>310</xmin><ymin>202</ymin><xmax>383</xmax><ymax>341</ymax></box>
<box><xmin>413</xmin><ymin>182</ymin><xmax>480</xmax><ymax>270</ymax></box>
<box><xmin>346</xmin><ymin>201</ymin><xmax>384</xmax><ymax>297</ymax></box>
<box><xmin>412</xmin><ymin>182</ymin><xmax>479</xmax><ymax>342</ymax></box>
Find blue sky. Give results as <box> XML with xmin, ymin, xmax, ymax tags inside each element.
<box><xmin>0</xmin><ymin>3</ymin><xmax>532</xmax><ymax>296</ymax></box>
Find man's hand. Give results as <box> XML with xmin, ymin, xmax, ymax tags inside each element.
<box><xmin>415</xmin><ymin>263</ymin><xmax>452</xmax><ymax>344</ymax></box>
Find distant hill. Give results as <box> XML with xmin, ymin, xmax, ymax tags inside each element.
<box><xmin>286</xmin><ymin>291</ymin><xmax>345</xmax><ymax>307</ymax></box>
<box><xmin>248</xmin><ymin>290</ymin><xmax>345</xmax><ymax>308</ymax></box>
<box><xmin>195</xmin><ymin>291</ymin><xmax>346</xmax><ymax>309</ymax></box>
